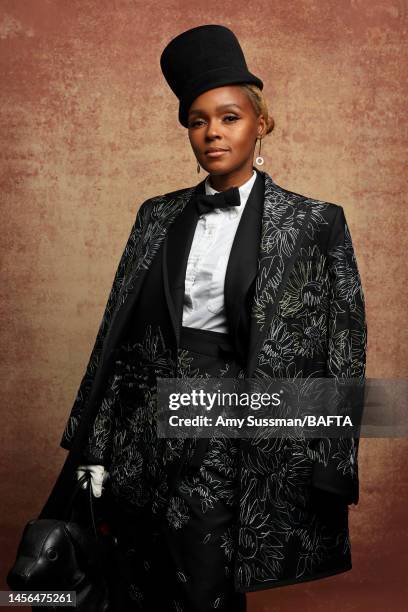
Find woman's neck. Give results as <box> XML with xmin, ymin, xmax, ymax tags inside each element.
<box><xmin>208</xmin><ymin>166</ymin><xmax>256</xmax><ymax>191</ymax></box>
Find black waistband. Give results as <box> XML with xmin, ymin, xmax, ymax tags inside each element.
<box><xmin>179</xmin><ymin>325</ymin><xmax>234</xmax><ymax>357</ymax></box>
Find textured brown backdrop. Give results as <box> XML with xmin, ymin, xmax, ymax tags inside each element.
<box><xmin>1</xmin><ymin>1</ymin><xmax>407</xmax><ymax>610</ymax></box>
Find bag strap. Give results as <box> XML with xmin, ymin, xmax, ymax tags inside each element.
<box><xmin>65</xmin><ymin>472</ymin><xmax>112</xmax><ymax>593</ymax></box>
<box><xmin>63</xmin><ymin>472</ymin><xmax>89</xmax><ymax>518</ymax></box>
<box><xmin>64</xmin><ymin>472</ymin><xmax>99</xmax><ymax>540</ymax></box>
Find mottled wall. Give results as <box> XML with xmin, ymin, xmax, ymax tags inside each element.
<box><xmin>1</xmin><ymin>0</ymin><xmax>407</xmax><ymax>609</ymax></box>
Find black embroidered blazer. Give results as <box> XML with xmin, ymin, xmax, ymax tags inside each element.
<box><xmin>39</xmin><ymin>168</ymin><xmax>367</xmax><ymax>592</ymax></box>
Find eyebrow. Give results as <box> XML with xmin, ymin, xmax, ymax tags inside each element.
<box><xmin>188</xmin><ymin>103</ymin><xmax>242</xmax><ymax>116</ymax></box>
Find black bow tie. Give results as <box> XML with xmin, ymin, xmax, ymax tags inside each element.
<box><xmin>195</xmin><ymin>186</ymin><xmax>241</xmax><ymax>216</ymax></box>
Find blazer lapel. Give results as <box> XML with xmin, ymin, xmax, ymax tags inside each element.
<box><xmin>162</xmin><ymin>180</ymin><xmax>205</xmax><ymax>345</ymax></box>
<box><xmin>245</xmin><ymin>173</ymin><xmax>313</xmax><ymax>376</ymax></box>
<box><xmin>223</xmin><ymin>168</ymin><xmax>265</xmax><ymax>363</ymax></box>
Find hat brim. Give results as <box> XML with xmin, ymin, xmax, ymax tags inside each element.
<box><xmin>179</xmin><ymin>66</ymin><xmax>263</xmax><ymax>128</ymax></box>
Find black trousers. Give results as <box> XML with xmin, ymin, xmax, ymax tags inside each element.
<box><xmin>105</xmin><ymin>493</ymin><xmax>246</xmax><ymax>612</ymax></box>
<box><xmin>104</xmin><ymin>325</ymin><xmax>247</xmax><ymax>612</ymax></box>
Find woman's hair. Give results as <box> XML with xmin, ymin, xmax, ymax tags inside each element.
<box><xmin>238</xmin><ymin>83</ymin><xmax>275</xmax><ymax>137</ymax></box>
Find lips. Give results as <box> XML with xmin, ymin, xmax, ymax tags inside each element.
<box><xmin>205</xmin><ymin>148</ymin><xmax>229</xmax><ymax>158</ymax></box>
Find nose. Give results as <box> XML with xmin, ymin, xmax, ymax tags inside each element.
<box><xmin>204</xmin><ymin>117</ymin><xmax>222</xmax><ymax>140</ymax></box>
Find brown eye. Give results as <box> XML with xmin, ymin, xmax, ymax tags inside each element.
<box><xmin>224</xmin><ymin>115</ymin><xmax>239</xmax><ymax>122</ymax></box>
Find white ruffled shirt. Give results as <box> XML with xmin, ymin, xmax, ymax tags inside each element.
<box><xmin>182</xmin><ymin>169</ymin><xmax>257</xmax><ymax>333</ymax></box>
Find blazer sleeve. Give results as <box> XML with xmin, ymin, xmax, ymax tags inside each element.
<box><xmin>59</xmin><ymin>197</ymin><xmax>154</xmax><ymax>452</ymax></box>
<box><xmin>311</xmin><ymin>205</ymin><xmax>368</xmax><ymax>504</ymax></box>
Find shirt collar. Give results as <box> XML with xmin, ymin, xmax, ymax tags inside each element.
<box><xmin>204</xmin><ymin>169</ymin><xmax>257</xmax><ymax>218</ymax></box>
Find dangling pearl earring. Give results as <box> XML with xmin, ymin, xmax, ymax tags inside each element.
<box><xmin>255</xmin><ymin>137</ymin><xmax>264</xmax><ymax>166</ymax></box>
<box><xmin>197</xmin><ymin>161</ymin><xmax>201</xmax><ymax>174</ymax></box>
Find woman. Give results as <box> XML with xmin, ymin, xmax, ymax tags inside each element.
<box><xmin>40</xmin><ymin>24</ymin><xmax>367</xmax><ymax>612</ymax></box>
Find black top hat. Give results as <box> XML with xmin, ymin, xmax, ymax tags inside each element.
<box><xmin>160</xmin><ymin>24</ymin><xmax>263</xmax><ymax>128</ymax></box>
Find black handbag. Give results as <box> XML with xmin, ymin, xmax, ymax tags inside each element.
<box><xmin>7</xmin><ymin>472</ymin><xmax>113</xmax><ymax>611</ymax></box>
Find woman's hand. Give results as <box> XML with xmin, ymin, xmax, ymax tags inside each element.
<box><xmin>76</xmin><ymin>464</ymin><xmax>109</xmax><ymax>498</ymax></box>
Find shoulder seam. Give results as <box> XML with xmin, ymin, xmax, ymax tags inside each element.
<box><xmin>272</xmin><ymin>180</ymin><xmax>343</xmax><ymax>210</ymax></box>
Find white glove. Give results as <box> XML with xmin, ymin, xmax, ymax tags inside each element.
<box><xmin>76</xmin><ymin>464</ymin><xmax>109</xmax><ymax>498</ymax></box>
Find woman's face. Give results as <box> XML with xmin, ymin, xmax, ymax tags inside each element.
<box><xmin>187</xmin><ymin>85</ymin><xmax>265</xmax><ymax>179</ymax></box>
